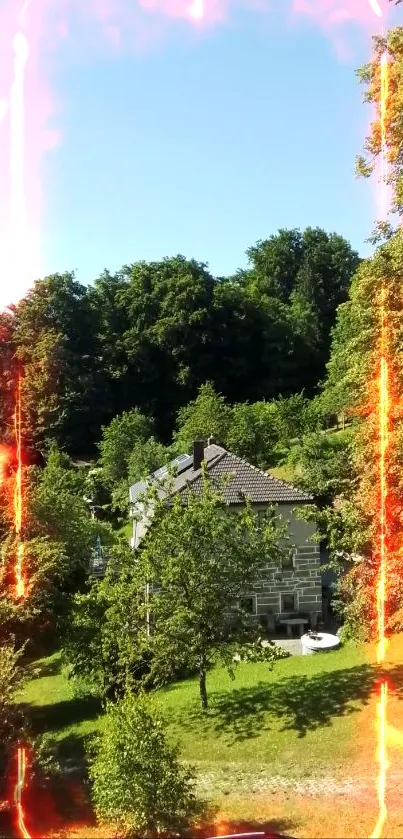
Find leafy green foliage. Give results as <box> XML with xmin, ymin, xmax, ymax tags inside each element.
<box><xmin>139</xmin><ymin>473</ymin><xmax>285</xmax><ymax>708</ymax></box>
<box><xmin>356</xmin><ymin>28</ymin><xmax>403</xmax><ymax>219</ymax></box>
<box><xmin>111</xmin><ymin>437</ymin><xmax>172</xmax><ymax>515</ymax></box>
<box><xmin>88</xmin><ymin>692</ymin><xmax>202</xmax><ymax>837</ymax></box>
<box><xmin>290</xmin><ymin>430</ymin><xmax>355</xmax><ymax>499</ymax></box>
<box><xmin>99</xmin><ymin>409</ymin><xmax>155</xmax><ymax>488</ymax></box>
<box><xmin>236</xmin><ymin>639</ymin><xmax>290</xmax><ymax>664</ymax></box>
<box><xmin>226</xmin><ymin>401</ymin><xmax>279</xmax><ymax>467</ymax></box>
<box><xmin>63</xmin><ymin>543</ymin><xmax>149</xmax><ymax>701</ymax></box>
<box><xmin>2</xmin><ymin>227</ymin><xmax>358</xmax><ymax>458</ymax></box>
<box><xmin>14</xmin><ymin>272</ymin><xmax>107</xmax><ymax>455</ymax></box>
<box><xmin>243</xmin><ymin>227</ymin><xmax>360</xmax><ymax>389</ymax></box>
<box><xmin>0</xmin><ymin>641</ymin><xmax>25</xmax><ymax>776</ymax></box>
<box><xmin>174</xmin><ymin>382</ymin><xmax>232</xmax><ymax>450</ymax></box>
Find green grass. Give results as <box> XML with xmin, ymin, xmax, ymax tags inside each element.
<box><xmin>116</xmin><ymin>521</ymin><xmax>132</xmax><ymax>540</ymax></box>
<box><xmin>158</xmin><ymin>642</ymin><xmax>371</xmax><ymax>778</ymax></box>
<box><xmin>269</xmin><ymin>463</ymin><xmax>301</xmax><ymax>483</ymax></box>
<box><xmin>16</xmin><ymin>654</ymin><xmax>101</xmax><ymax>764</ymax></box>
<box><xmin>16</xmin><ymin>643</ymin><xmax>372</xmax><ymax>782</ymax></box>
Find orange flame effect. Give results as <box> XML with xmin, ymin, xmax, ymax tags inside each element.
<box><xmin>369</xmin><ymin>26</ymin><xmax>390</xmax><ymax>836</ymax></box>
<box><xmin>14</xmin><ymin>748</ymin><xmax>30</xmax><ymax>839</ymax></box>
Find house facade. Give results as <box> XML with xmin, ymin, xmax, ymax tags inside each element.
<box><xmin>129</xmin><ymin>441</ymin><xmax>322</xmax><ymax>629</ymax></box>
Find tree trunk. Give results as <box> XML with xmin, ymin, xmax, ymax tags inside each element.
<box><xmin>199</xmin><ymin>662</ymin><xmax>208</xmax><ymax>710</ymax></box>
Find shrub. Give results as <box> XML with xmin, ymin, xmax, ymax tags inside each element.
<box><xmin>0</xmin><ymin>641</ymin><xmax>25</xmax><ymax>780</ymax></box>
<box><xmin>88</xmin><ymin>692</ymin><xmax>202</xmax><ymax>837</ymax></box>
<box><xmin>236</xmin><ymin>638</ymin><xmax>290</xmax><ymax>664</ymax></box>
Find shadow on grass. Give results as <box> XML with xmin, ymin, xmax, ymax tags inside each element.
<box><xmin>22</xmin><ymin>654</ymin><xmax>63</xmax><ymax>680</ymax></box>
<box><xmin>17</xmin><ymin>694</ymin><xmax>101</xmax><ymax>737</ymax></box>
<box><xmin>177</xmin><ymin>663</ymin><xmax>378</xmax><ymax>743</ymax></box>
<box><xmin>24</xmin><ymin>763</ymin><xmax>96</xmax><ymax>838</ymax></box>
<box><xmin>192</xmin><ymin>815</ymin><xmax>298</xmax><ymax>838</ymax></box>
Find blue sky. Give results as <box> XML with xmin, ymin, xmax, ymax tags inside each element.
<box><xmin>40</xmin><ymin>11</ymin><xmax>386</xmax><ymax>284</ymax></box>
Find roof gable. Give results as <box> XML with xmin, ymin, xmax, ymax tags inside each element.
<box><xmin>129</xmin><ymin>444</ymin><xmax>312</xmax><ymax>506</ymax></box>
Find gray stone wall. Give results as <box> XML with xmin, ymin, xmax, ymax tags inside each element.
<box><xmin>246</xmin><ymin>503</ymin><xmax>322</xmax><ymax>626</ymax></box>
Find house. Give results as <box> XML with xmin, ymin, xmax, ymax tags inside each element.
<box><xmin>129</xmin><ymin>440</ymin><xmax>323</xmax><ymax>630</ymax></box>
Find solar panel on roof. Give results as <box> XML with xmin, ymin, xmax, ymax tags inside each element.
<box><xmin>175</xmin><ymin>454</ymin><xmax>193</xmax><ymax>473</ymax></box>
<box><xmin>154</xmin><ymin>466</ymin><xmax>168</xmax><ymax>479</ymax></box>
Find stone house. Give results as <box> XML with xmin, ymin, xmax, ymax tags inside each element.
<box><xmin>129</xmin><ymin>440</ymin><xmax>322</xmax><ymax>630</ymax></box>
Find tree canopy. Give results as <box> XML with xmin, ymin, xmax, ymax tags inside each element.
<box><xmin>0</xmin><ymin>229</ymin><xmax>359</xmax><ymax>458</ymax></box>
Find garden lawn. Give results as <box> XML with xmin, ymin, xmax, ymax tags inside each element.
<box><xmin>158</xmin><ymin>641</ymin><xmax>371</xmax><ymax>778</ymax></box>
<box><xmin>16</xmin><ymin>641</ymin><xmax>393</xmax><ymax>837</ymax></box>
<box><xmin>16</xmin><ymin>653</ymin><xmax>101</xmax><ymax>766</ymax></box>
<box><xmin>17</xmin><ymin>642</ymin><xmax>370</xmax><ymax>778</ymax></box>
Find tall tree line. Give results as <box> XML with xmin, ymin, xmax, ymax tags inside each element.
<box><xmin>3</xmin><ymin>227</ymin><xmax>359</xmax><ymax>456</ymax></box>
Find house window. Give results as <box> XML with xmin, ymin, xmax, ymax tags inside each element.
<box><xmin>239</xmin><ymin>596</ymin><xmax>257</xmax><ymax>615</ymax></box>
<box><xmin>282</xmin><ymin>547</ymin><xmax>295</xmax><ymax>570</ymax></box>
<box><xmin>281</xmin><ymin>593</ymin><xmax>297</xmax><ymax>612</ymax></box>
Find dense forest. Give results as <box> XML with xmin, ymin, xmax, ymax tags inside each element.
<box><xmin>0</xmin><ymin>226</ymin><xmax>359</xmax><ymax>457</ymax></box>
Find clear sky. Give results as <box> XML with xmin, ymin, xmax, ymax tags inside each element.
<box><xmin>35</xmin><ymin>1</ymin><xmax>398</xmax><ymax>284</ymax></box>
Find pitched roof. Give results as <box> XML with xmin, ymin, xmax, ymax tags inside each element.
<box><xmin>130</xmin><ymin>444</ymin><xmax>312</xmax><ymax>506</ymax></box>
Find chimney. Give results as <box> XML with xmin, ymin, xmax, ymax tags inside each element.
<box><xmin>207</xmin><ymin>435</ymin><xmax>215</xmax><ymax>446</ymax></box>
<box><xmin>193</xmin><ymin>440</ymin><xmax>204</xmax><ymax>472</ymax></box>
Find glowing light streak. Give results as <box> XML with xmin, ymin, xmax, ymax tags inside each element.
<box><xmin>13</xmin><ymin>375</ymin><xmax>25</xmax><ymax>599</ymax></box>
<box><xmin>370</xmin><ymin>13</ymin><xmax>391</xmax><ymax>837</ymax></box>
<box><xmin>377</xmin><ymin>342</ymin><xmax>388</xmax><ymax>665</ymax></box>
<box><xmin>14</xmin><ymin>748</ymin><xmax>31</xmax><ymax>839</ymax></box>
<box><xmin>369</xmin><ymin>0</ymin><xmax>383</xmax><ymax>17</ymax></box>
<box><xmin>371</xmin><ymin>682</ymin><xmax>389</xmax><ymax>839</ymax></box>
<box><xmin>379</xmin><ymin>51</ymin><xmax>389</xmax><ymax>221</ymax></box>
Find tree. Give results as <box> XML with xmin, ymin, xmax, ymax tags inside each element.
<box><xmin>0</xmin><ymin>308</ymin><xmax>18</xmax><ymax>446</ymax></box>
<box><xmin>140</xmin><ymin>473</ymin><xmax>287</xmax><ymax>709</ymax></box>
<box><xmin>119</xmin><ymin>256</ymin><xmax>216</xmax><ymax>438</ymax></box>
<box><xmin>319</xmin><ymin>231</ymin><xmax>403</xmax><ymax>636</ymax></box>
<box><xmin>275</xmin><ymin>393</ymin><xmax>322</xmax><ymax>444</ymax></box>
<box><xmin>14</xmin><ymin>272</ymin><xmax>107</xmax><ymax>455</ymax></box>
<box><xmin>88</xmin><ymin>269</ymin><xmax>132</xmax><ymax>419</ymax></box>
<box><xmin>0</xmin><ymin>447</ymin><xmax>116</xmax><ymax>647</ymax></box>
<box><xmin>226</xmin><ymin>401</ymin><xmax>279</xmax><ymax>467</ymax></box>
<box><xmin>98</xmin><ymin>409</ymin><xmax>155</xmax><ymax>488</ymax></box>
<box><xmin>289</xmin><ymin>429</ymin><xmax>355</xmax><ymax>500</ymax></box>
<box><xmin>28</xmin><ymin>447</ymin><xmax>115</xmax><ymax>585</ymax></box>
<box><xmin>110</xmin><ymin>437</ymin><xmax>172</xmax><ymax>515</ymax></box>
<box><xmin>88</xmin><ymin>692</ymin><xmax>201</xmax><ymax>838</ymax></box>
<box><xmin>62</xmin><ymin>543</ymin><xmax>149</xmax><ymax>701</ymax></box>
<box><xmin>356</xmin><ymin>27</ymin><xmax>403</xmax><ymax>219</ymax></box>
<box><xmin>63</xmin><ymin>540</ymin><xmax>184</xmax><ymax>702</ymax></box>
<box><xmin>242</xmin><ymin>228</ymin><xmax>360</xmax><ymax>390</ymax></box>
<box><xmin>174</xmin><ymin>382</ymin><xmax>232</xmax><ymax>450</ymax></box>
<box><xmin>0</xmin><ymin>642</ymin><xmax>25</xmax><ymax>779</ymax></box>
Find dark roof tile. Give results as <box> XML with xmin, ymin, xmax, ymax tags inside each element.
<box><xmin>130</xmin><ymin>444</ymin><xmax>312</xmax><ymax>506</ymax></box>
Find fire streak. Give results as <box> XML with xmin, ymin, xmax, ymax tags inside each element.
<box><xmin>377</xmin><ymin>316</ymin><xmax>388</xmax><ymax>666</ymax></box>
<box><xmin>14</xmin><ymin>748</ymin><xmax>30</xmax><ymax>839</ymax></box>
<box><xmin>370</xmin><ymin>17</ymin><xmax>391</xmax><ymax>836</ymax></box>
<box><xmin>371</xmin><ymin>682</ymin><xmax>389</xmax><ymax>839</ymax></box>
